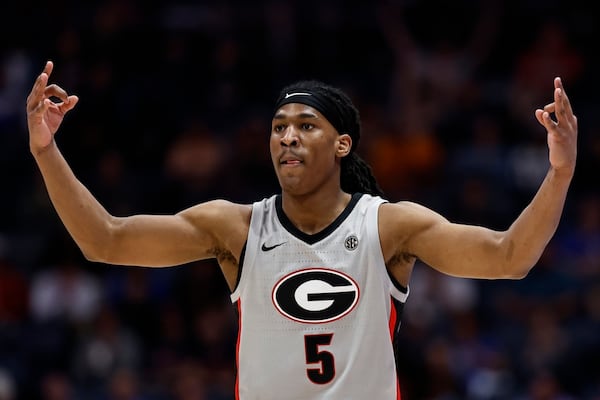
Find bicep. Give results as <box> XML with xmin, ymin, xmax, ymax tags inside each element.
<box><xmin>385</xmin><ymin>202</ymin><xmax>509</xmax><ymax>279</ymax></box>
<box><xmin>100</xmin><ymin>200</ymin><xmax>248</xmax><ymax>267</ymax></box>
<box><xmin>410</xmin><ymin>221</ymin><xmax>507</xmax><ymax>278</ymax></box>
<box><xmin>104</xmin><ymin>213</ymin><xmax>214</xmax><ymax>266</ymax></box>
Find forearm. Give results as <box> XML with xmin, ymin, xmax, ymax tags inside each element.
<box><xmin>502</xmin><ymin>166</ymin><xmax>573</xmax><ymax>276</ymax></box>
<box><xmin>32</xmin><ymin>141</ymin><xmax>114</xmax><ymax>259</ymax></box>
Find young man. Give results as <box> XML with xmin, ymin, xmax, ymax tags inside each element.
<box><xmin>27</xmin><ymin>61</ymin><xmax>577</xmax><ymax>399</ymax></box>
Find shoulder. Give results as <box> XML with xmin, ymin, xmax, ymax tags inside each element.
<box><xmin>379</xmin><ymin>200</ymin><xmax>445</xmax><ymax>223</ymax></box>
<box><xmin>176</xmin><ymin>199</ymin><xmax>253</xmax><ymax>244</ymax></box>
<box><xmin>378</xmin><ymin>200</ymin><xmax>448</xmax><ymax>244</ymax></box>
<box><xmin>179</xmin><ymin>199</ymin><xmax>252</xmax><ymax>223</ymax></box>
<box><xmin>179</xmin><ymin>199</ymin><xmax>254</xmax><ymax>260</ymax></box>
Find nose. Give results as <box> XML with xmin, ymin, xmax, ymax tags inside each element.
<box><xmin>280</xmin><ymin>126</ymin><xmax>299</xmax><ymax>147</ymax></box>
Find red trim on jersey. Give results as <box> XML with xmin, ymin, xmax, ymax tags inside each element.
<box><xmin>389</xmin><ymin>298</ymin><xmax>402</xmax><ymax>400</ymax></box>
<box><xmin>235</xmin><ymin>300</ymin><xmax>242</xmax><ymax>400</ymax></box>
<box><xmin>388</xmin><ymin>298</ymin><xmax>397</xmax><ymax>336</ymax></box>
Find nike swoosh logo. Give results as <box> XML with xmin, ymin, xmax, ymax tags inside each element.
<box><xmin>261</xmin><ymin>242</ymin><xmax>287</xmax><ymax>251</ymax></box>
<box><xmin>285</xmin><ymin>92</ymin><xmax>312</xmax><ymax>99</ymax></box>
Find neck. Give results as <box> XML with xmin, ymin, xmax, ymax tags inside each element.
<box><xmin>281</xmin><ymin>187</ymin><xmax>352</xmax><ymax>235</ymax></box>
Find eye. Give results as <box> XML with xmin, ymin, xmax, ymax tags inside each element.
<box><xmin>301</xmin><ymin>123</ymin><xmax>314</xmax><ymax>130</ymax></box>
<box><xmin>273</xmin><ymin>124</ymin><xmax>286</xmax><ymax>133</ymax></box>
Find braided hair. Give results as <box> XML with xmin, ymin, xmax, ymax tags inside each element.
<box><xmin>275</xmin><ymin>80</ymin><xmax>385</xmax><ymax>198</ymax></box>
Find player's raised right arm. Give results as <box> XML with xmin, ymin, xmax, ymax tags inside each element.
<box><xmin>26</xmin><ymin>61</ymin><xmax>249</xmax><ymax>269</ymax></box>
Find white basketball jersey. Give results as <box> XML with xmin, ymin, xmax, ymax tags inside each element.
<box><xmin>230</xmin><ymin>193</ymin><xmax>409</xmax><ymax>400</ymax></box>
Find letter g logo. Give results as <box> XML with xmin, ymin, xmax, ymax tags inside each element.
<box><xmin>272</xmin><ymin>268</ymin><xmax>360</xmax><ymax>323</ymax></box>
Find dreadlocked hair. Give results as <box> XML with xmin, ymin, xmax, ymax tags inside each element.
<box><xmin>340</xmin><ymin>153</ymin><xmax>385</xmax><ymax>198</ymax></box>
<box><xmin>276</xmin><ymin>80</ymin><xmax>386</xmax><ymax>198</ymax></box>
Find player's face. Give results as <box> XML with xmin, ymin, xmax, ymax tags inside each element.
<box><xmin>270</xmin><ymin>103</ymin><xmax>349</xmax><ymax>195</ymax></box>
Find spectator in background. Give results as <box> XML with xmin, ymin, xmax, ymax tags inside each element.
<box><xmin>29</xmin><ymin>257</ymin><xmax>102</xmax><ymax>325</ymax></box>
<box><xmin>71</xmin><ymin>306</ymin><xmax>141</xmax><ymax>394</ymax></box>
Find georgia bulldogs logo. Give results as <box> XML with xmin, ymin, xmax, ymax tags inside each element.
<box><xmin>272</xmin><ymin>268</ymin><xmax>360</xmax><ymax>323</ymax></box>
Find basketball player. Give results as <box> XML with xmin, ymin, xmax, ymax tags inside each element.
<box><xmin>26</xmin><ymin>61</ymin><xmax>577</xmax><ymax>399</ymax></box>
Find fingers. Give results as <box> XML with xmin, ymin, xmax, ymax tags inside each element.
<box><xmin>44</xmin><ymin>84</ymin><xmax>69</xmax><ymax>103</ymax></box>
<box><xmin>59</xmin><ymin>95</ymin><xmax>79</xmax><ymax>114</ymax></box>
<box><xmin>553</xmin><ymin>77</ymin><xmax>575</xmax><ymax>124</ymax></box>
<box><xmin>43</xmin><ymin>60</ymin><xmax>54</xmax><ymax>77</ymax></box>
<box><xmin>40</xmin><ymin>95</ymin><xmax>79</xmax><ymax>119</ymax></box>
<box><xmin>535</xmin><ymin>77</ymin><xmax>577</xmax><ymax>130</ymax></box>
<box><xmin>26</xmin><ymin>71</ymin><xmax>49</xmax><ymax>113</ymax></box>
<box><xmin>27</xmin><ymin>61</ymin><xmax>75</xmax><ymax>113</ymax></box>
<box><xmin>535</xmin><ymin>109</ymin><xmax>555</xmax><ymax>130</ymax></box>
<box><xmin>535</xmin><ymin>109</ymin><xmax>544</xmax><ymax>126</ymax></box>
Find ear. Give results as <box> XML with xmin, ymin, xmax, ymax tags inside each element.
<box><xmin>336</xmin><ymin>134</ymin><xmax>352</xmax><ymax>157</ymax></box>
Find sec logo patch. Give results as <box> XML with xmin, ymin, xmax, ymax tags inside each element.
<box><xmin>272</xmin><ymin>268</ymin><xmax>360</xmax><ymax>323</ymax></box>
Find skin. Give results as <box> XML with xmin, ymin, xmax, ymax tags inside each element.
<box><xmin>27</xmin><ymin>61</ymin><xmax>577</xmax><ymax>290</ymax></box>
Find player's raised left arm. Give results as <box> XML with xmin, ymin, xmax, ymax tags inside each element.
<box><xmin>383</xmin><ymin>77</ymin><xmax>577</xmax><ymax>280</ymax></box>
<box><xmin>501</xmin><ymin>76</ymin><xmax>577</xmax><ymax>274</ymax></box>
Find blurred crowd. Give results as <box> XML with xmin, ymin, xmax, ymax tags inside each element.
<box><xmin>1</xmin><ymin>0</ymin><xmax>599</xmax><ymax>399</ymax></box>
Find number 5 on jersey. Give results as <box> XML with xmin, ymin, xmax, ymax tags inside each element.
<box><xmin>304</xmin><ymin>333</ymin><xmax>335</xmax><ymax>384</ymax></box>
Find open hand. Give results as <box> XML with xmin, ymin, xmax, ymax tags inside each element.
<box><xmin>535</xmin><ymin>77</ymin><xmax>578</xmax><ymax>176</ymax></box>
<box><xmin>26</xmin><ymin>61</ymin><xmax>79</xmax><ymax>155</ymax></box>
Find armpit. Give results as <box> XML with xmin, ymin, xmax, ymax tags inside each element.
<box><xmin>208</xmin><ymin>246</ymin><xmax>238</xmax><ymax>266</ymax></box>
<box><xmin>386</xmin><ymin>251</ymin><xmax>415</xmax><ymax>288</ymax></box>
<box><xmin>208</xmin><ymin>246</ymin><xmax>239</xmax><ymax>291</ymax></box>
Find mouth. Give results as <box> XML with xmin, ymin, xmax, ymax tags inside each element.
<box><xmin>279</xmin><ymin>153</ymin><xmax>303</xmax><ymax>166</ymax></box>
<box><xmin>280</xmin><ymin>159</ymin><xmax>302</xmax><ymax>166</ymax></box>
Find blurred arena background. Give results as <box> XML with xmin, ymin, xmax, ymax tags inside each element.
<box><xmin>1</xmin><ymin>0</ymin><xmax>599</xmax><ymax>399</ymax></box>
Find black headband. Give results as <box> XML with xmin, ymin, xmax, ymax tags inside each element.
<box><xmin>273</xmin><ymin>90</ymin><xmax>347</xmax><ymax>136</ymax></box>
